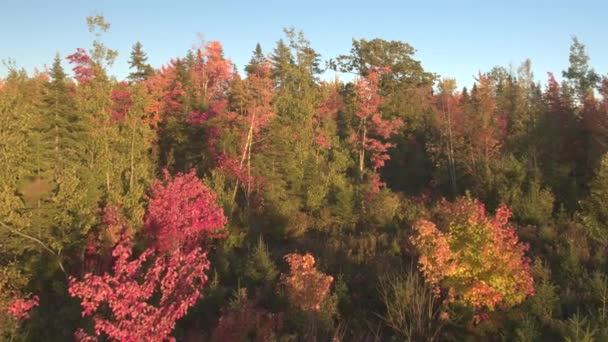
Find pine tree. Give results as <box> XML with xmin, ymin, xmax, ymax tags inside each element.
<box><xmin>245</xmin><ymin>43</ymin><xmax>265</xmax><ymax>76</ymax></box>
<box><xmin>244</xmin><ymin>237</ymin><xmax>278</xmax><ymax>286</ymax></box>
<box><xmin>128</xmin><ymin>41</ymin><xmax>154</xmax><ymax>82</ymax></box>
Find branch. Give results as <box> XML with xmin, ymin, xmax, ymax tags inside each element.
<box><xmin>0</xmin><ymin>221</ymin><xmax>67</xmax><ymax>276</ymax></box>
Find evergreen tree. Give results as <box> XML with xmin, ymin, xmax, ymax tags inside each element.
<box><xmin>5</xmin><ymin>16</ymin><xmax>608</xmax><ymax>342</ymax></box>
<box><xmin>128</xmin><ymin>41</ymin><xmax>154</xmax><ymax>82</ymax></box>
<box><xmin>563</xmin><ymin>37</ymin><xmax>599</xmax><ymax>102</ymax></box>
<box><xmin>244</xmin><ymin>43</ymin><xmax>265</xmax><ymax>76</ymax></box>
<box><xmin>255</xmin><ymin>31</ymin><xmax>337</xmax><ymax>238</ymax></box>
<box><xmin>581</xmin><ymin>153</ymin><xmax>608</xmax><ymax>246</ymax></box>
<box><xmin>270</xmin><ymin>39</ymin><xmax>293</xmax><ymax>86</ymax></box>
<box><xmin>43</xmin><ymin>54</ymin><xmax>86</xmax><ymax>170</ymax></box>
<box><xmin>0</xmin><ymin>70</ymin><xmax>36</xmax><ymax>253</ymax></box>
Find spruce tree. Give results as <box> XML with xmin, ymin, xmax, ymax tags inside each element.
<box><xmin>128</xmin><ymin>41</ymin><xmax>154</xmax><ymax>82</ymax></box>
<box><xmin>43</xmin><ymin>54</ymin><xmax>86</xmax><ymax>170</ymax></box>
<box><xmin>270</xmin><ymin>39</ymin><xmax>293</xmax><ymax>85</ymax></box>
<box><xmin>245</xmin><ymin>43</ymin><xmax>265</xmax><ymax>76</ymax></box>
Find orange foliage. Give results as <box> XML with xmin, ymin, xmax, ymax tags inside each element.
<box><xmin>144</xmin><ymin>63</ymin><xmax>185</xmax><ymax>127</ymax></box>
<box><xmin>280</xmin><ymin>253</ymin><xmax>333</xmax><ymax>312</ymax></box>
<box><xmin>411</xmin><ymin>197</ymin><xmax>534</xmax><ymax>314</ymax></box>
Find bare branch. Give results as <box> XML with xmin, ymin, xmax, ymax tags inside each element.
<box><xmin>0</xmin><ymin>221</ymin><xmax>67</xmax><ymax>276</ymax></box>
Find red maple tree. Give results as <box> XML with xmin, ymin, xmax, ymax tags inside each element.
<box><xmin>314</xmin><ymin>84</ymin><xmax>345</xmax><ymax>151</ymax></box>
<box><xmin>66</xmin><ymin>48</ymin><xmax>94</xmax><ymax>84</ymax></box>
<box><xmin>69</xmin><ymin>170</ymin><xmax>227</xmax><ymax>341</ymax></box>
<box><xmin>110</xmin><ymin>82</ymin><xmax>133</xmax><ymax>122</ymax></box>
<box><xmin>350</xmin><ymin>67</ymin><xmax>403</xmax><ymax>187</ymax></box>
<box><xmin>190</xmin><ymin>41</ymin><xmax>233</xmax><ymax>104</ymax></box>
<box><xmin>144</xmin><ymin>63</ymin><xmax>185</xmax><ymax>127</ymax></box>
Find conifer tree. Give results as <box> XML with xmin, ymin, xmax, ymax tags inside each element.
<box><xmin>563</xmin><ymin>37</ymin><xmax>599</xmax><ymax>102</ymax></box>
<box><xmin>128</xmin><ymin>41</ymin><xmax>154</xmax><ymax>82</ymax></box>
<box><xmin>245</xmin><ymin>43</ymin><xmax>265</xmax><ymax>76</ymax></box>
<box><xmin>581</xmin><ymin>153</ymin><xmax>608</xmax><ymax>246</ymax></box>
<box><xmin>43</xmin><ymin>54</ymin><xmax>86</xmax><ymax>170</ymax></box>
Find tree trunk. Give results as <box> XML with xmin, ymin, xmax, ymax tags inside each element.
<box><xmin>359</xmin><ymin>120</ymin><xmax>367</xmax><ymax>179</ymax></box>
<box><xmin>129</xmin><ymin>124</ymin><xmax>136</xmax><ymax>190</ymax></box>
<box><xmin>445</xmin><ymin>104</ymin><xmax>458</xmax><ymax>195</ymax></box>
<box><xmin>231</xmin><ymin>107</ymin><xmax>255</xmax><ymax>205</ymax></box>
<box><xmin>105</xmin><ymin>134</ymin><xmax>111</xmax><ymax>193</ymax></box>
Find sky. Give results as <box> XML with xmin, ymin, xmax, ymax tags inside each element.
<box><xmin>1</xmin><ymin>0</ymin><xmax>606</xmax><ymax>88</ymax></box>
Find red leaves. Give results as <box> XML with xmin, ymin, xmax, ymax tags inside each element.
<box><xmin>410</xmin><ymin>220</ymin><xmax>454</xmax><ymax>289</ymax></box>
<box><xmin>411</xmin><ymin>197</ymin><xmax>534</xmax><ymax>314</ymax></box>
<box><xmin>352</xmin><ymin>67</ymin><xmax>403</xmax><ymax>172</ymax></box>
<box><xmin>244</xmin><ymin>63</ymin><xmax>275</xmax><ymax>134</ymax></box>
<box><xmin>545</xmin><ymin>72</ymin><xmax>562</xmax><ymax>113</ymax></box>
<box><xmin>194</xmin><ymin>41</ymin><xmax>233</xmax><ymax>102</ymax></box>
<box><xmin>355</xmin><ymin>68</ymin><xmax>384</xmax><ymax>119</ymax></box>
<box><xmin>210</xmin><ymin>60</ymin><xmax>275</xmax><ymax>199</ymax></box>
<box><xmin>313</xmin><ymin>86</ymin><xmax>345</xmax><ymax>151</ymax></box>
<box><xmin>110</xmin><ymin>82</ymin><xmax>133</xmax><ymax>122</ymax></box>
<box><xmin>316</xmin><ymin>87</ymin><xmax>345</xmax><ymax>121</ymax></box>
<box><xmin>314</xmin><ymin>133</ymin><xmax>332</xmax><ymax>150</ymax></box>
<box><xmin>280</xmin><ymin>253</ymin><xmax>333</xmax><ymax>312</ymax></box>
<box><xmin>216</xmin><ymin>153</ymin><xmax>255</xmax><ymax>187</ymax></box>
<box><xmin>70</xmin><ymin>170</ymin><xmax>228</xmax><ymax>341</ymax></box>
<box><xmin>66</xmin><ymin>48</ymin><xmax>94</xmax><ymax>84</ymax></box>
<box><xmin>70</xmin><ymin>240</ymin><xmax>211</xmax><ymax>341</ymax></box>
<box><xmin>144</xmin><ymin>169</ymin><xmax>227</xmax><ymax>252</ymax></box>
<box><xmin>465</xmin><ymin>74</ymin><xmax>506</xmax><ymax>165</ymax></box>
<box><xmin>7</xmin><ymin>295</ymin><xmax>39</xmax><ymax>320</ymax></box>
<box><xmin>145</xmin><ymin>42</ymin><xmax>232</xmax><ymax>128</ymax></box>
<box><xmin>187</xmin><ymin>98</ymin><xmax>228</xmax><ymax>125</ymax></box>
<box><xmin>144</xmin><ymin>64</ymin><xmax>185</xmax><ymax>126</ymax></box>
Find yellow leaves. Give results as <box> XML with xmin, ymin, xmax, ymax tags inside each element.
<box><xmin>411</xmin><ymin>197</ymin><xmax>534</xmax><ymax>313</ymax></box>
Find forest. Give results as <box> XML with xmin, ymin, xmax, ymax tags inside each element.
<box><xmin>2</xmin><ymin>14</ymin><xmax>608</xmax><ymax>341</ymax></box>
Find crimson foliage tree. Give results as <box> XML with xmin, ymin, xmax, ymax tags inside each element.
<box><xmin>69</xmin><ymin>170</ymin><xmax>227</xmax><ymax>341</ymax></box>
<box><xmin>66</xmin><ymin>48</ymin><xmax>94</xmax><ymax>84</ymax></box>
<box><xmin>350</xmin><ymin>67</ymin><xmax>403</xmax><ymax>190</ymax></box>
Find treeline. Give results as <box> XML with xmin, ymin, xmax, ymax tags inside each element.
<box><xmin>2</xmin><ymin>15</ymin><xmax>608</xmax><ymax>341</ymax></box>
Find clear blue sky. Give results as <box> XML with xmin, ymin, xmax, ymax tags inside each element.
<box><xmin>1</xmin><ymin>0</ymin><xmax>606</xmax><ymax>88</ymax></box>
